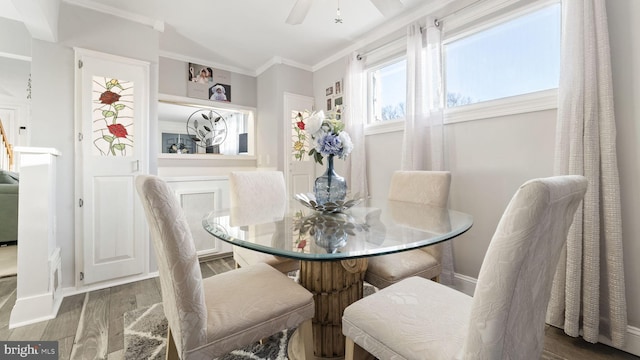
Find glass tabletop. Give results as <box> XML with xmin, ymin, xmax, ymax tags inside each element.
<box><xmin>202</xmin><ymin>199</ymin><xmax>473</xmax><ymax>261</ymax></box>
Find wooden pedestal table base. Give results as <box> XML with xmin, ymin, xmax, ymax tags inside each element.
<box><xmin>288</xmin><ymin>258</ymin><xmax>368</xmax><ymax>360</ymax></box>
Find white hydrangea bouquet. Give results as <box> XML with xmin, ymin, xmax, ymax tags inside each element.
<box><xmin>294</xmin><ymin>110</ymin><xmax>353</xmax><ymax>165</ymax></box>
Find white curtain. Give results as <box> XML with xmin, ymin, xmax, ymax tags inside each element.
<box><xmin>547</xmin><ymin>0</ymin><xmax>627</xmax><ymax>347</ymax></box>
<box><xmin>344</xmin><ymin>52</ymin><xmax>368</xmax><ymax>199</ymax></box>
<box><xmin>401</xmin><ymin>19</ymin><xmax>454</xmax><ymax>284</ymax></box>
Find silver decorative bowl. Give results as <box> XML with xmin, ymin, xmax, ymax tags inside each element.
<box><xmin>294</xmin><ymin>193</ymin><xmax>363</xmax><ymax>213</ymax></box>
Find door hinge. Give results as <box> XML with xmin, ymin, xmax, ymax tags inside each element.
<box><xmin>78</xmin><ymin>132</ymin><xmax>83</xmax><ymax>141</ymax></box>
<box><xmin>79</xmin><ymin>272</ymin><xmax>84</xmax><ymax>281</ymax></box>
<box><xmin>79</xmin><ymin>198</ymin><xmax>83</xmax><ymax>207</ymax></box>
<box><xmin>78</xmin><ymin>60</ymin><xmax>83</xmax><ymax>69</ymax></box>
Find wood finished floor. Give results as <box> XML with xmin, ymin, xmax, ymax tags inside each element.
<box><xmin>0</xmin><ymin>256</ymin><xmax>637</xmax><ymax>360</ymax></box>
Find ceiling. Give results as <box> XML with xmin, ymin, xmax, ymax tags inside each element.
<box><xmin>0</xmin><ymin>0</ymin><xmax>447</xmax><ymax>74</ymax></box>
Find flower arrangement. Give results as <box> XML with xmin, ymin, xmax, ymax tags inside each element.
<box><xmin>294</xmin><ymin>110</ymin><xmax>353</xmax><ymax>165</ymax></box>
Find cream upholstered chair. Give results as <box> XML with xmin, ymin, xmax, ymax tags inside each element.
<box><xmin>364</xmin><ymin>171</ymin><xmax>451</xmax><ymax>289</ymax></box>
<box><xmin>229</xmin><ymin>171</ymin><xmax>300</xmax><ymax>273</ymax></box>
<box><xmin>343</xmin><ymin>175</ymin><xmax>588</xmax><ymax>360</ymax></box>
<box><xmin>135</xmin><ymin>175</ymin><xmax>314</xmax><ymax>360</ymax></box>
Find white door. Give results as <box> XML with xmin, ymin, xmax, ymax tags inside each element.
<box><xmin>75</xmin><ymin>49</ymin><xmax>149</xmax><ymax>285</ymax></box>
<box><xmin>284</xmin><ymin>93</ymin><xmax>315</xmax><ymax>198</ymax></box>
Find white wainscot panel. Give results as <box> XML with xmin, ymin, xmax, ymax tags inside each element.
<box><xmin>164</xmin><ymin>176</ymin><xmax>232</xmax><ymax>257</ymax></box>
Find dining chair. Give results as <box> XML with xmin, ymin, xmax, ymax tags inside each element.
<box><xmin>364</xmin><ymin>171</ymin><xmax>451</xmax><ymax>289</ymax></box>
<box><xmin>343</xmin><ymin>175</ymin><xmax>588</xmax><ymax>360</ymax></box>
<box><xmin>135</xmin><ymin>175</ymin><xmax>314</xmax><ymax>360</ymax></box>
<box><xmin>229</xmin><ymin>171</ymin><xmax>300</xmax><ymax>273</ymax></box>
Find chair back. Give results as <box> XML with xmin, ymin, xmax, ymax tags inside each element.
<box><xmin>229</xmin><ymin>171</ymin><xmax>287</xmax><ymax>207</ymax></box>
<box><xmin>388</xmin><ymin>171</ymin><xmax>451</xmax><ymax>206</ymax></box>
<box><xmin>463</xmin><ymin>175</ymin><xmax>587</xmax><ymax>359</ymax></box>
<box><xmin>229</xmin><ymin>171</ymin><xmax>287</xmax><ymax>224</ymax></box>
<box><xmin>135</xmin><ymin>175</ymin><xmax>206</xmax><ymax>358</ymax></box>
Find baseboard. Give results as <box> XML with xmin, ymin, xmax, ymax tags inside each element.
<box><xmin>451</xmin><ymin>272</ymin><xmax>477</xmax><ymax>296</ymax></box>
<box><xmin>598</xmin><ymin>325</ymin><xmax>640</xmax><ymax>357</ymax></box>
<box><xmin>450</xmin><ymin>272</ymin><xmax>640</xmax><ymax>357</ymax></box>
<box><xmin>62</xmin><ymin>271</ymin><xmax>159</xmax><ymax>297</ymax></box>
<box><xmin>9</xmin><ymin>291</ymin><xmax>63</xmax><ymax>329</ymax></box>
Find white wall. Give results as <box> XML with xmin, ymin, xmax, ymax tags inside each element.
<box><xmin>446</xmin><ymin>111</ymin><xmax>556</xmax><ymax>275</ymax></box>
<box><xmin>0</xmin><ymin>18</ymin><xmax>32</xmax><ymax>148</ymax></box>
<box><xmin>158</xmin><ymin>56</ymin><xmax>258</xmax><ymax>108</ymax></box>
<box><xmin>257</xmin><ymin>64</ymin><xmax>313</xmax><ymax>171</ymax></box>
<box><xmin>312</xmin><ymin>58</ymin><xmax>349</xmax><ymax>176</ymax></box>
<box><xmin>0</xmin><ymin>18</ymin><xmax>31</xmax><ymax>59</ymax></box>
<box><xmin>0</xmin><ymin>58</ymin><xmax>30</xmax><ymax>98</ymax></box>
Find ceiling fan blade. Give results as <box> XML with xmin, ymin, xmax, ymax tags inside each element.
<box><xmin>286</xmin><ymin>0</ymin><xmax>313</xmax><ymax>25</ymax></box>
<box><xmin>369</xmin><ymin>0</ymin><xmax>403</xmax><ymax>16</ymax></box>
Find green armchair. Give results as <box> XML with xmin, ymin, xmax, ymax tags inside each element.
<box><xmin>0</xmin><ymin>170</ymin><xmax>18</xmax><ymax>244</ymax></box>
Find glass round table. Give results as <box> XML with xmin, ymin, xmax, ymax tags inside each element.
<box><xmin>203</xmin><ymin>199</ymin><xmax>473</xmax><ymax>359</ymax></box>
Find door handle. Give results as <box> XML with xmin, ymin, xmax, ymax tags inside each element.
<box><xmin>133</xmin><ymin>160</ymin><xmax>139</xmax><ymax>172</ymax></box>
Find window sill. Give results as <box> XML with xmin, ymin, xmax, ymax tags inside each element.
<box><xmin>362</xmin><ymin>89</ymin><xmax>557</xmax><ymax>135</ymax></box>
<box><xmin>444</xmin><ymin>89</ymin><xmax>558</xmax><ymax>124</ymax></box>
<box><xmin>364</xmin><ymin>120</ymin><xmax>404</xmax><ymax>136</ymax></box>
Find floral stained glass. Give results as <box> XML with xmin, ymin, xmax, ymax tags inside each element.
<box><xmin>291</xmin><ymin>110</ymin><xmax>310</xmax><ymax>161</ymax></box>
<box><xmin>92</xmin><ymin>76</ymin><xmax>134</xmax><ymax>156</ymax></box>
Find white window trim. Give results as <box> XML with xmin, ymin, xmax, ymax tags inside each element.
<box><xmin>365</xmin><ymin>119</ymin><xmax>405</xmax><ymax>135</ymax></box>
<box><xmin>359</xmin><ymin>0</ymin><xmax>560</xmax><ymax>135</ymax></box>
<box><xmin>367</xmin><ymin>55</ymin><xmax>407</xmax><ymax>125</ymax></box>
<box><xmin>444</xmin><ymin>88</ymin><xmax>558</xmax><ymax>124</ymax></box>
<box><xmin>364</xmin><ymin>89</ymin><xmax>557</xmax><ymax>135</ymax></box>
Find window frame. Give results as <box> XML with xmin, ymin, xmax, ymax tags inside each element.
<box><xmin>363</xmin><ymin>38</ymin><xmax>407</xmax><ymax>134</ymax></box>
<box><xmin>441</xmin><ymin>0</ymin><xmax>561</xmax><ymax>124</ymax></box>
<box><xmin>361</xmin><ymin>0</ymin><xmax>561</xmax><ymax>134</ymax></box>
<box><xmin>367</xmin><ymin>56</ymin><xmax>408</xmax><ymax>124</ymax></box>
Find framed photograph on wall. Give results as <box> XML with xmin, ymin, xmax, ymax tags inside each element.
<box><xmin>187</xmin><ymin>63</ymin><xmax>233</xmax><ymax>102</ymax></box>
<box><xmin>188</xmin><ymin>63</ymin><xmax>213</xmax><ymax>84</ymax></box>
<box><xmin>326</xmin><ymin>98</ymin><xmax>332</xmax><ymax>111</ymax></box>
<box><xmin>334</xmin><ymin>97</ymin><xmax>343</xmax><ymax>119</ymax></box>
<box><xmin>209</xmin><ymin>83</ymin><xmax>231</xmax><ymax>102</ymax></box>
<box><xmin>325</xmin><ymin>86</ymin><xmax>333</xmax><ymax>96</ymax></box>
<box><xmin>335</xmin><ymin>80</ymin><xmax>342</xmax><ymax>95</ymax></box>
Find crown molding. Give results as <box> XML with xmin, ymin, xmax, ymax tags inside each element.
<box><xmin>63</xmin><ymin>0</ymin><xmax>164</xmax><ymax>31</ymax></box>
<box><xmin>255</xmin><ymin>56</ymin><xmax>314</xmax><ymax>76</ymax></box>
<box><xmin>0</xmin><ymin>52</ymin><xmax>31</xmax><ymax>62</ymax></box>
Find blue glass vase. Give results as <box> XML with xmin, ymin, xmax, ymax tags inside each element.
<box><xmin>314</xmin><ymin>155</ymin><xmax>347</xmax><ymax>205</ymax></box>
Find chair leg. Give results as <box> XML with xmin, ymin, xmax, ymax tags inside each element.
<box><xmin>345</xmin><ymin>337</ymin><xmax>356</xmax><ymax>360</ymax></box>
<box><xmin>166</xmin><ymin>327</ymin><xmax>180</xmax><ymax>360</ymax></box>
<box><xmin>299</xmin><ymin>318</ymin><xmax>314</xmax><ymax>360</ymax></box>
<box><xmin>346</xmin><ymin>337</ymin><xmax>376</xmax><ymax>360</ymax></box>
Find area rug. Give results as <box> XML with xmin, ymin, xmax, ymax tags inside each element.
<box><xmin>124</xmin><ymin>303</ymin><xmax>292</xmax><ymax>360</ymax></box>
<box><xmin>124</xmin><ymin>283</ymin><xmax>378</xmax><ymax>360</ymax></box>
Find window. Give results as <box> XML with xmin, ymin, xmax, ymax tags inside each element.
<box><xmin>368</xmin><ymin>58</ymin><xmax>406</xmax><ymax>123</ymax></box>
<box><xmin>444</xmin><ymin>3</ymin><xmax>561</xmax><ymax>108</ymax></box>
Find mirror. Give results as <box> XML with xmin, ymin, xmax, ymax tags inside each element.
<box><xmin>158</xmin><ymin>100</ymin><xmax>251</xmax><ymax>156</ymax></box>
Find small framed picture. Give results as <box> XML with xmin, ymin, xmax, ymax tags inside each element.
<box><xmin>335</xmin><ymin>80</ymin><xmax>342</xmax><ymax>95</ymax></box>
<box><xmin>188</xmin><ymin>63</ymin><xmax>213</xmax><ymax>84</ymax></box>
<box><xmin>326</xmin><ymin>86</ymin><xmax>333</xmax><ymax>97</ymax></box>
<box><xmin>334</xmin><ymin>97</ymin><xmax>343</xmax><ymax>107</ymax></box>
<box><xmin>326</xmin><ymin>98</ymin><xmax>332</xmax><ymax>111</ymax></box>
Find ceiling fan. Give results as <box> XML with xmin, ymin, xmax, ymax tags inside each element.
<box><xmin>285</xmin><ymin>0</ymin><xmax>404</xmax><ymax>25</ymax></box>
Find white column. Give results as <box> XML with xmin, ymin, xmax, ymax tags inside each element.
<box><xmin>10</xmin><ymin>147</ymin><xmax>62</xmax><ymax>328</ymax></box>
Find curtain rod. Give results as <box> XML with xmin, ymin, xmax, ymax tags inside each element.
<box><xmin>356</xmin><ymin>0</ymin><xmax>483</xmax><ymax>60</ymax></box>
